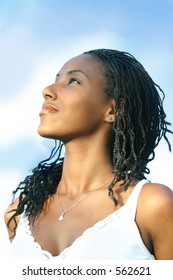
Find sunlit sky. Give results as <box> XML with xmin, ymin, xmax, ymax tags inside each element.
<box><xmin>0</xmin><ymin>0</ymin><xmax>173</xmax><ymax>248</ymax></box>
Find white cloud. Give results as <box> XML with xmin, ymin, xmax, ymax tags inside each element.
<box><xmin>0</xmin><ymin>56</ymin><xmax>58</xmax><ymax>148</ymax></box>
<box><xmin>0</xmin><ymin>169</ymin><xmax>23</xmax><ymax>204</ymax></box>
<box><xmin>65</xmin><ymin>29</ymin><xmax>125</xmax><ymax>56</ymax></box>
<box><xmin>0</xmin><ymin>27</ymin><xmax>125</xmax><ymax>149</ymax></box>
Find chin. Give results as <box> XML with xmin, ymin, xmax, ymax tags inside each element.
<box><xmin>37</xmin><ymin>126</ymin><xmax>55</xmax><ymax>139</ymax></box>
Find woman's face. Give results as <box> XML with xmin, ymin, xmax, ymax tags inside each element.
<box><xmin>38</xmin><ymin>54</ymin><xmax>112</xmax><ymax>143</ymax></box>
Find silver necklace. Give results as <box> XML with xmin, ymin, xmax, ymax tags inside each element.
<box><xmin>57</xmin><ymin>177</ymin><xmax>113</xmax><ymax>221</ymax></box>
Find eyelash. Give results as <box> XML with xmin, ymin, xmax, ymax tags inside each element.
<box><xmin>68</xmin><ymin>78</ymin><xmax>80</xmax><ymax>85</ymax></box>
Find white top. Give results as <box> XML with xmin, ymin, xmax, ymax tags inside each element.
<box><xmin>8</xmin><ymin>179</ymin><xmax>155</xmax><ymax>260</ymax></box>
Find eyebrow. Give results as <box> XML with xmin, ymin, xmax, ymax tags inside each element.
<box><xmin>56</xmin><ymin>69</ymin><xmax>89</xmax><ymax>79</ymax></box>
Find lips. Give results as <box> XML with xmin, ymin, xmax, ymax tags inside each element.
<box><xmin>39</xmin><ymin>104</ymin><xmax>59</xmax><ymax>115</ymax></box>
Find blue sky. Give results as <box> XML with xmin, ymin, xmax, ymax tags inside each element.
<box><xmin>0</xmin><ymin>0</ymin><xmax>173</xmax><ymax>246</ymax></box>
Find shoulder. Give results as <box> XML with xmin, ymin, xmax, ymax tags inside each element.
<box><xmin>138</xmin><ymin>181</ymin><xmax>173</xmax><ymax>221</ymax></box>
<box><xmin>140</xmin><ymin>182</ymin><xmax>173</xmax><ymax>210</ymax></box>
<box><xmin>4</xmin><ymin>198</ymin><xmax>21</xmax><ymax>240</ymax></box>
<box><xmin>137</xmin><ymin>182</ymin><xmax>173</xmax><ymax>259</ymax></box>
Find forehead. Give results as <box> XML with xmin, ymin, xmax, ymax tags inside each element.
<box><xmin>58</xmin><ymin>54</ymin><xmax>103</xmax><ymax>78</ymax></box>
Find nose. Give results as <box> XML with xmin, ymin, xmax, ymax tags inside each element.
<box><xmin>42</xmin><ymin>84</ymin><xmax>57</xmax><ymax>100</ymax></box>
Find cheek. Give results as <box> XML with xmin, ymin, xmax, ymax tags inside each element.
<box><xmin>68</xmin><ymin>101</ymin><xmax>105</xmax><ymax>133</ymax></box>
<box><xmin>67</xmin><ymin>99</ymin><xmax>99</xmax><ymax>121</ymax></box>
<box><xmin>37</xmin><ymin>94</ymin><xmax>106</xmax><ymax>139</ymax></box>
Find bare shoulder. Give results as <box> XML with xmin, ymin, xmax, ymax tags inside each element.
<box><xmin>140</xmin><ymin>182</ymin><xmax>173</xmax><ymax>210</ymax></box>
<box><xmin>138</xmin><ymin>182</ymin><xmax>173</xmax><ymax>221</ymax></box>
<box><xmin>138</xmin><ymin>182</ymin><xmax>173</xmax><ymax>259</ymax></box>
<box><xmin>4</xmin><ymin>198</ymin><xmax>21</xmax><ymax>240</ymax></box>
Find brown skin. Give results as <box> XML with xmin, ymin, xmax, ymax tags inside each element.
<box><xmin>5</xmin><ymin>54</ymin><xmax>173</xmax><ymax>259</ymax></box>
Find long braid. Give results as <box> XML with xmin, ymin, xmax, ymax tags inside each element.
<box><xmin>7</xmin><ymin>140</ymin><xmax>64</xmax><ymax>236</ymax></box>
<box><xmin>84</xmin><ymin>49</ymin><xmax>173</xmax><ymax>202</ymax></box>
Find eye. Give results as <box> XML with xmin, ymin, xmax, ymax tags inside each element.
<box><xmin>68</xmin><ymin>78</ymin><xmax>80</xmax><ymax>85</ymax></box>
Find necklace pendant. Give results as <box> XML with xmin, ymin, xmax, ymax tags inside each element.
<box><xmin>58</xmin><ymin>213</ymin><xmax>64</xmax><ymax>221</ymax></box>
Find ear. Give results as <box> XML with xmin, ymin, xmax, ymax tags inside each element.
<box><xmin>104</xmin><ymin>99</ymin><xmax>116</xmax><ymax>124</ymax></box>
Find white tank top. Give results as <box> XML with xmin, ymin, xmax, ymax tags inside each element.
<box><xmin>8</xmin><ymin>179</ymin><xmax>155</xmax><ymax>260</ymax></box>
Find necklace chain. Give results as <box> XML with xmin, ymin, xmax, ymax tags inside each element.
<box><xmin>57</xmin><ymin>177</ymin><xmax>114</xmax><ymax>221</ymax></box>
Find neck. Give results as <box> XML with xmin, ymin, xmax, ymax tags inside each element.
<box><xmin>59</xmin><ymin>140</ymin><xmax>114</xmax><ymax>197</ymax></box>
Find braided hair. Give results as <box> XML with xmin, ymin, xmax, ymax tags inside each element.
<box><xmin>84</xmin><ymin>49</ymin><xmax>172</xmax><ymax>200</ymax></box>
<box><xmin>8</xmin><ymin>49</ymin><xmax>172</xmax><ymax>236</ymax></box>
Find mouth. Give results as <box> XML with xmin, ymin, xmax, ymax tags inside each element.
<box><xmin>39</xmin><ymin>104</ymin><xmax>59</xmax><ymax>115</ymax></box>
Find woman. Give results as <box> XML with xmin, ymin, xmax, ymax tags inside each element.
<box><xmin>5</xmin><ymin>49</ymin><xmax>173</xmax><ymax>260</ymax></box>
